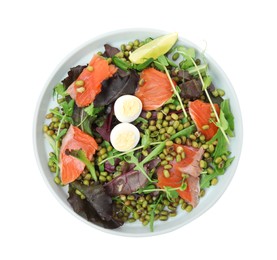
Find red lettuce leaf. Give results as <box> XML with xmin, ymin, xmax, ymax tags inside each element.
<box><xmin>93</xmin><ymin>70</ymin><xmax>139</xmax><ymax>107</ymax></box>
<box><xmin>104</xmin><ymin>170</ymin><xmax>148</xmax><ymax>196</ymax></box>
<box><xmin>68</xmin><ymin>181</ymin><xmax>123</xmax><ymax>229</ymax></box>
<box><xmin>180</xmin><ymin>79</ymin><xmax>203</xmax><ymax>99</ymax></box>
<box><xmin>95</xmin><ymin>105</ymin><xmax>116</xmax><ymax>141</ymax></box>
<box><xmin>102</xmin><ymin>44</ymin><xmax>120</xmax><ymax>58</ymax></box>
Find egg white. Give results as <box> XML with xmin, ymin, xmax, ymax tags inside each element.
<box><xmin>110</xmin><ymin>123</ymin><xmax>140</xmax><ymax>152</ymax></box>
<box><xmin>114</xmin><ymin>95</ymin><xmax>142</xmax><ymax>123</ymax></box>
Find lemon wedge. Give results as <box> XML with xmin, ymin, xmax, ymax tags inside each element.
<box><xmin>129</xmin><ymin>32</ymin><xmax>178</xmax><ymax>64</ymax></box>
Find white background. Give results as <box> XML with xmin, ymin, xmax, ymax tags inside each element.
<box><xmin>1</xmin><ymin>0</ymin><xmax>276</xmax><ymax>259</ymax></box>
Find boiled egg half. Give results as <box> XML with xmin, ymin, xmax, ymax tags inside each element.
<box><xmin>114</xmin><ymin>95</ymin><xmax>142</xmax><ymax>123</ymax></box>
<box><xmin>110</xmin><ymin>123</ymin><xmax>140</xmax><ymax>152</ymax></box>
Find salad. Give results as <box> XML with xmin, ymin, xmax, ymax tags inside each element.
<box><xmin>43</xmin><ymin>33</ymin><xmax>235</xmax><ymax>231</ymax></box>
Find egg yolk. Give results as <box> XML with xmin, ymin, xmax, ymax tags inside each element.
<box><xmin>121</xmin><ymin>99</ymin><xmax>140</xmax><ymax>117</ymax></box>
<box><xmin>113</xmin><ymin>131</ymin><xmax>136</xmax><ymax>151</ymax></box>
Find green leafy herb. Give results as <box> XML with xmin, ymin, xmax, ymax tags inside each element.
<box><xmin>207</xmin><ymin>100</ymin><xmax>235</xmax><ymax>157</ymax></box>
<box><xmin>77</xmin><ymin>104</ymin><xmax>104</xmax><ymax>135</ymax></box>
<box><xmin>103</xmin><ymin>141</ymin><xmax>115</xmax><ymax>165</ymax></box>
<box><xmin>53</xmin><ymin>83</ymin><xmax>67</xmax><ymax>98</ymax></box>
<box><xmin>149</xmin><ymin>194</ymin><xmax>163</xmax><ymax>232</ymax></box>
<box><xmin>135</xmin><ymin>58</ymin><xmax>154</xmax><ymax>71</ymax></box>
<box><xmin>60</xmin><ymin>99</ymin><xmax>74</xmax><ymax>117</ymax></box>
<box><xmin>136</xmin><ymin>183</ymin><xmax>157</xmax><ymax>194</ymax></box>
<box><xmin>137</xmin><ymin>185</ymin><xmax>180</xmax><ymax>201</ymax></box>
<box><xmin>84</xmin><ymin>103</ymin><xmax>95</xmax><ymax>116</ymax></box>
<box><xmin>141</xmin><ymin>129</ymin><xmax>151</xmax><ymax>149</ymax></box>
<box><xmin>166</xmin><ymin>56</ymin><xmax>178</xmax><ymax>67</ymax></box>
<box><xmin>203</xmin><ymin>75</ymin><xmax>212</xmax><ymax>90</ymax></box>
<box><xmin>55</xmin><ymin>128</ymin><xmax>67</xmax><ymax>141</ymax></box>
<box><xmin>141</xmin><ymin>142</ymin><xmax>165</xmax><ymax>165</ymax></box>
<box><xmin>133</xmin><ymin>117</ymin><xmax>148</xmax><ymax>124</ymax></box>
<box><xmin>218</xmin><ymin>110</ymin><xmax>229</xmax><ymax>131</ymax></box>
<box><xmin>186</xmin><ymin>64</ymin><xmax>208</xmax><ymax>76</ymax></box>
<box><xmin>99</xmin><ymin>145</ymin><xmax>144</xmax><ymax>165</ymax></box>
<box><xmin>170</xmin><ymin>125</ymin><xmax>196</xmax><ymax>140</ymax></box>
<box><xmin>153</xmin><ymin>60</ymin><xmax>165</xmax><ymax>71</ymax></box>
<box><xmin>124</xmin><ymin>151</ymin><xmax>152</xmax><ymax>182</ymax></box>
<box><xmin>53</xmin><ymin>113</ymin><xmax>68</xmax><ymax>177</ymax></box>
<box><xmin>157</xmin><ymin>55</ymin><xmax>169</xmax><ymax>66</ymax></box>
<box><xmin>200</xmin><ymin>157</ymin><xmax>235</xmax><ymax>189</ymax></box>
<box><xmin>112</xmin><ymin>56</ymin><xmax>132</xmax><ymax>71</ymax></box>
<box><xmin>67</xmin><ymin>149</ymin><xmax>97</xmax><ymax>181</ymax></box>
<box><xmin>164</xmin><ymin>186</ymin><xmax>179</xmax><ymax>200</ymax></box>
<box><xmin>220</xmin><ymin>99</ymin><xmax>235</xmax><ymax>137</ymax></box>
<box><xmin>49</xmin><ymin>99</ymin><xmax>74</xmax><ymax>125</ymax></box>
<box><xmin>207</xmin><ymin>129</ymin><xmax>228</xmax><ymax>158</ymax></box>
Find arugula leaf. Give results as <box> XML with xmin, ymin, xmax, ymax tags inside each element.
<box><xmin>60</xmin><ymin>99</ymin><xmax>74</xmax><ymax>117</ymax></box>
<box><xmin>157</xmin><ymin>55</ymin><xmax>169</xmax><ymax>66</ymax></box>
<box><xmin>164</xmin><ymin>186</ymin><xmax>179</xmax><ymax>200</ymax></box>
<box><xmin>166</xmin><ymin>57</ymin><xmax>178</xmax><ymax>67</ymax></box>
<box><xmin>207</xmin><ymin>129</ymin><xmax>229</xmax><ymax>158</ymax></box>
<box><xmin>149</xmin><ymin>194</ymin><xmax>163</xmax><ymax>232</ymax></box>
<box><xmin>225</xmin><ymin>156</ymin><xmax>235</xmax><ymax>168</ymax></box>
<box><xmin>220</xmin><ymin>99</ymin><xmax>235</xmax><ymax>137</ymax></box>
<box><xmin>48</xmin><ymin>153</ymin><xmax>58</xmax><ymax>166</ymax></box>
<box><xmin>200</xmin><ymin>157</ymin><xmax>235</xmax><ymax>189</ymax></box>
<box><xmin>141</xmin><ymin>142</ymin><xmax>165</xmax><ymax>165</ymax></box>
<box><xmin>170</xmin><ymin>125</ymin><xmax>196</xmax><ymax>140</ymax></box>
<box><xmin>53</xmin><ymin>83</ymin><xmax>67</xmax><ymax>98</ymax></box>
<box><xmin>153</xmin><ymin>55</ymin><xmax>172</xmax><ymax>71</ymax></box>
<box><xmin>153</xmin><ymin>60</ymin><xmax>165</xmax><ymax>71</ymax></box>
<box><xmin>84</xmin><ymin>103</ymin><xmax>95</xmax><ymax>116</ymax></box>
<box><xmin>55</xmin><ymin>128</ymin><xmax>67</xmax><ymax>141</ymax></box>
<box><xmin>218</xmin><ymin>110</ymin><xmax>229</xmax><ymax>131</ymax></box>
<box><xmin>136</xmin><ymin>183</ymin><xmax>157</xmax><ymax>194</ymax></box>
<box><xmin>124</xmin><ymin>151</ymin><xmax>152</xmax><ymax>182</ymax></box>
<box><xmin>103</xmin><ymin>141</ymin><xmax>115</xmax><ymax>165</ymax></box>
<box><xmin>141</xmin><ymin>129</ymin><xmax>151</xmax><ymax>149</ymax></box>
<box><xmin>76</xmin><ymin>104</ymin><xmax>104</xmax><ymax>135</ymax></box>
<box><xmin>214</xmin><ymin>99</ymin><xmax>235</xmax><ymax>141</ymax></box>
<box><xmin>133</xmin><ymin>117</ymin><xmax>148</xmax><ymax>124</ymax></box>
<box><xmin>203</xmin><ymin>76</ymin><xmax>212</xmax><ymax>90</ymax></box>
<box><xmin>180</xmin><ymin>59</ymin><xmax>194</xmax><ymax>70</ymax></box>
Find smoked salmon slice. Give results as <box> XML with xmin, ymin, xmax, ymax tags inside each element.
<box><xmin>135</xmin><ymin>68</ymin><xmax>173</xmax><ymax>110</ymax></box>
<box><xmin>60</xmin><ymin>125</ymin><xmax>98</xmax><ymax>185</ymax></box>
<box><xmin>156</xmin><ymin>144</ymin><xmax>203</xmax><ymax>207</ymax></box>
<box><xmin>173</xmin><ymin>144</ymin><xmax>204</xmax><ymax>177</ymax></box>
<box><xmin>189</xmin><ymin>100</ymin><xmax>220</xmax><ymax>140</ymax></box>
<box><xmin>67</xmin><ymin>54</ymin><xmax>117</xmax><ymax>107</ymax></box>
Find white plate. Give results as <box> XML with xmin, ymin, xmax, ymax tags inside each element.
<box><xmin>33</xmin><ymin>28</ymin><xmax>243</xmax><ymax>236</ymax></box>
